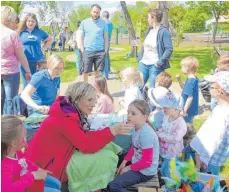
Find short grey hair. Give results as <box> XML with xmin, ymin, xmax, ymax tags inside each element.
<box><xmin>1</xmin><ymin>6</ymin><xmax>17</xmax><ymax>24</ymax></box>
<box><xmin>102</xmin><ymin>11</ymin><xmax>109</xmax><ymax>19</ymax></box>
<box><xmin>65</xmin><ymin>82</ymin><xmax>96</xmax><ymax>106</ymax></box>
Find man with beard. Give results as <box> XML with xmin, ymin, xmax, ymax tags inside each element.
<box><xmin>78</xmin><ymin>4</ymin><xmax>108</xmax><ymax>83</ymax></box>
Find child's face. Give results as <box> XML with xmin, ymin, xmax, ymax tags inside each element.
<box><xmin>49</xmin><ymin>62</ymin><xmax>64</xmax><ymax>77</ymax></box>
<box><xmin>163</xmin><ymin>107</ymin><xmax>179</xmax><ymax>116</ymax></box>
<box><xmin>127</xmin><ymin>105</ymin><xmax>147</xmax><ymax>126</ymax></box>
<box><xmin>209</xmin><ymin>82</ymin><xmax>221</xmax><ymax>99</ymax></box>
<box><xmin>181</xmin><ymin>64</ymin><xmax>189</xmax><ymax>75</ymax></box>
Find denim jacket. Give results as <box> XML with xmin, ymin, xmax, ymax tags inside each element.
<box><xmin>138</xmin><ymin>25</ymin><xmax>173</xmax><ymax>69</ymax></box>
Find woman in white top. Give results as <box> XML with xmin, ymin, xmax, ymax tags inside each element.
<box><xmin>138</xmin><ymin>9</ymin><xmax>173</xmax><ymax>88</ymax></box>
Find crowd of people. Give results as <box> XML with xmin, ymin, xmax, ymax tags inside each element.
<box><xmin>1</xmin><ymin>4</ymin><xmax>229</xmax><ymax>192</ymax></box>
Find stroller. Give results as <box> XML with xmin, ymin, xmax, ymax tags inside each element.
<box><xmin>199</xmin><ymin>78</ymin><xmax>211</xmax><ymax>103</ymax></box>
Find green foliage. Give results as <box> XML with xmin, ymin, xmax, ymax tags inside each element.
<box><xmin>1</xmin><ymin>1</ymin><xmax>23</xmax><ymax>14</ymax></box>
<box><xmin>112</xmin><ymin>2</ymin><xmax>157</xmax><ymax>39</ymax></box>
<box><xmin>169</xmin><ymin>5</ymin><xmax>188</xmax><ymax>46</ymax></box>
<box><xmin>186</xmin><ymin>1</ymin><xmax>229</xmax><ymax>42</ymax></box>
<box><xmin>68</xmin><ymin>5</ymin><xmax>91</xmax><ymax>31</ymax></box>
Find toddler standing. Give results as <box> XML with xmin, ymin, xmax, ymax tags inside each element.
<box><xmin>177</xmin><ymin>56</ymin><xmax>199</xmax><ymax>123</ymax></box>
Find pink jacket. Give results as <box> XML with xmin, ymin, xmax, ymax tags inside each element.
<box><xmin>157</xmin><ymin>116</ymin><xmax>187</xmax><ymax>158</ymax></box>
<box><xmin>1</xmin><ymin>151</ymin><xmax>43</xmax><ymax>192</ymax></box>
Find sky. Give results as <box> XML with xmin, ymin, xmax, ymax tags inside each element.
<box><xmin>21</xmin><ymin>1</ymin><xmax>140</xmax><ymax>20</ymax></box>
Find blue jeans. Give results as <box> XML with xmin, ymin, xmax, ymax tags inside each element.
<box><xmin>103</xmin><ymin>48</ymin><xmax>110</xmax><ymax>79</ymax></box>
<box><xmin>44</xmin><ymin>175</ymin><xmax>61</xmax><ymax>192</ymax></box>
<box><xmin>20</xmin><ymin>62</ymin><xmax>37</xmax><ymax>88</ymax></box>
<box><xmin>184</xmin><ymin>115</ymin><xmax>195</xmax><ymax>123</ymax></box>
<box><xmin>108</xmin><ymin>170</ymin><xmax>153</xmax><ymax>192</ymax></box>
<box><xmin>51</xmin><ymin>41</ymin><xmax>56</xmax><ymax>50</ymax></box>
<box><xmin>1</xmin><ymin>72</ymin><xmax>20</xmax><ymax>115</ymax></box>
<box><xmin>75</xmin><ymin>48</ymin><xmax>81</xmax><ymax>73</ymax></box>
<box><xmin>138</xmin><ymin>62</ymin><xmax>163</xmax><ymax>88</ymax></box>
<box><xmin>61</xmin><ymin>37</ymin><xmax>66</xmax><ymax>51</ymax></box>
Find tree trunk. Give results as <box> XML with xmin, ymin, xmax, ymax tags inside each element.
<box><xmin>120</xmin><ymin>1</ymin><xmax>138</xmax><ymax>57</ymax></box>
<box><xmin>212</xmin><ymin>18</ymin><xmax>219</xmax><ymax>43</ymax></box>
<box><xmin>158</xmin><ymin>1</ymin><xmax>169</xmax><ymax>29</ymax></box>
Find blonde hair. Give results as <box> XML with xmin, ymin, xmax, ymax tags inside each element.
<box><xmin>1</xmin><ymin>6</ymin><xmax>17</xmax><ymax>25</ymax></box>
<box><xmin>1</xmin><ymin>115</ymin><xmax>24</xmax><ymax>161</ymax></box>
<box><xmin>155</xmin><ymin>72</ymin><xmax>173</xmax><ymax>88</ymax></box>
<box><xmin>217</xmin><ymin>55</ymin><xmax>229</xmax><ymax>72</ymax></box>
<box><xmin>120</xmin><ymin>67</ymin><xmax>143</xmax><ymax>87</ymax></box>
<box><xmin>47</xmin><ymin>54</ymin><xmax>65</xmax><ymax>68</ymax></box>
<box><xmin>65</xmin><ymin>82</ymin><xmax>96</xmax><ymax>107</ymax></box>
<box><xmin>94</xmin><ymin>75</ymin><xmax>113</xmax><ymax>102</ymax></box>
<box><xmin>18</xmin><ymin>13</ymin><xmax>39</xmax><ymax>33</ymax></box>
<box><xmin>181</xmin><ymin>56</ymin><xmax>199</xmax><ymax>73</ymax></box>
<box><xmin>129</xmin><ymin>100</ymin><xmax>150</xmax><ymax>116</ymax></box>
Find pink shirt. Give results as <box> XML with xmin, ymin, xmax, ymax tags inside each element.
<box><xmin>158</xmin><ymin>115</ymin><xmax>187</xmax><ymax>159</ymax></box>
<box><xmin>1</xmin><ymin>26</ymin><xmax>22</xmax><ymax>74</ymax></box>
<box><xmin>1</xmin><ymin>151</ymin><xmax>38</xmax><ymax>192</ymax></box>
<box><xmin>96</xmin><ymin>94</ymin><xmax>115</xmax><ymax>114</ymax></box>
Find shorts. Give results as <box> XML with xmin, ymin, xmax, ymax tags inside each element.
<box><xmin>81</xmin><ymin>50</ymin><xmax>105</xmax><ymax>74</ymax></box>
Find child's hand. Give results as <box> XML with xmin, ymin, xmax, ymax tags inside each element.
<box><xmin>180</xmin><ymin>110</ymin><xmax>187</xmax><ymax>117</ymax></box>
<box><xmin>116</xmin><ymin>160</ymin><xmax>127</xmax><ymax>175</ymax></box>
<box><xmin>36</xmin><ymin>105</ymin><xmax>50</xmax><ymax>114</ymax></box>
<box><xmin>38</xmin><ymin>168</ymin><xmax>52</xmax><ymax>175</ymax></box>
<box><xmin>176</xmin><ymin>74</ymin><xmax>181</xmax><ymax>80</ymax></box>
<box><xmin>32</xmin><ymin>170</ymin><xmax>48</xmax><ymax>180</ymax></box>
<box><xmin>119</xmin><ymin>166</ymin><xmax>130</xmax><ymax>175</ymax></box>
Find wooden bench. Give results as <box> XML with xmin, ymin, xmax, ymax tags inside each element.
<box><xmin>127</xmin><ymin>174</ymin><xmax>160</xmax><ymax>192</ymax></box>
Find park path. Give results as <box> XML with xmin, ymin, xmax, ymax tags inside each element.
<box><xmin>63</xmin><ymin>54</ymin><xmax>210</xmax><ymax>118</ymax></box>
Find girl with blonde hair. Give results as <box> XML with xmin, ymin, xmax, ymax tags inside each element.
<box><xmin>119</xmin><ymin>67</ymin><xmax>144</xmax><ymax>110</ymax></box>
<box><xmin>21</xmin><ymin>54</ymin><xmax>64</xmax><ymax>115</ymax></box>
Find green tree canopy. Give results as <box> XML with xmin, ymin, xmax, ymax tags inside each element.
<box><xmin>68</xmin><ymin>5</ymin><xmax>91</xmax><ymax>31</ymax></box>
<box><xmin>1</xmin><ymin>1</ymin><xmax>23</xmax><ymax>14</ymax></box>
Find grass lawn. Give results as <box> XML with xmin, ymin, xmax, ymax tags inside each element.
<box><xmin>52</xmin><ymin>45</ymin><xmax>229</xmax><ymax>177</ymax></box>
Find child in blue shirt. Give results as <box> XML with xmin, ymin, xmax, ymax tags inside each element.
<box><xmin>177</xmin><ymin>56</ymin><xmax>199</xmax><ymax>123</ymax></box>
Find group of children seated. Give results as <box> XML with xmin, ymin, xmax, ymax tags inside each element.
<box><xmin>91</xmin><ymin>56</ymin><xmax>229</xmax><ymax>191</ymax></box>
<box><xmin>1</xmin><ymin>54</ymin><xmax>229</xmax><ymax>192</ymax></box>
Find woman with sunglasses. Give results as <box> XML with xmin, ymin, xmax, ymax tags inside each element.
<box><xmin>18</xmin><ymin>13</ymin><xmax>53</xmax><ymax>88</ymax></box>
<box><xmin>21</xmin><ymin>55</ymin><xmax>64</xmax><ymax>115</ymax></box>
